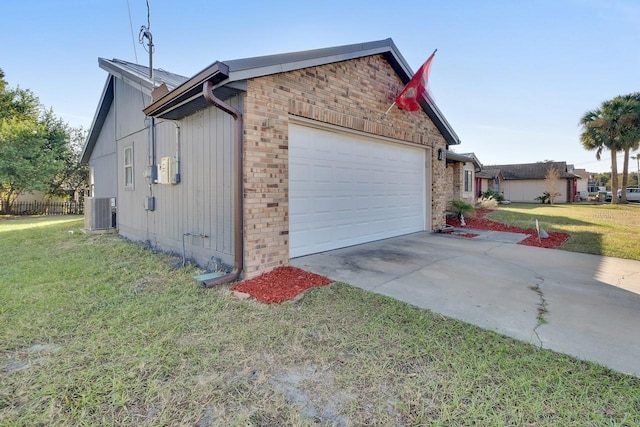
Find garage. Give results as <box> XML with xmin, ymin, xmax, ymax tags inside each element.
<box><xmin>289</xmin><ymin>123</ymin><xmax>428</xmax><ymax>257</ymax></box>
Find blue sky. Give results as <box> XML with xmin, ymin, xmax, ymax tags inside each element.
<box><xmin>2</xmin><ymin>0</ymin><xmax>639</xmax><ymax>173</ymax></box>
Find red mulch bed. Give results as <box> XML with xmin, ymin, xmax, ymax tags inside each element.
<box><xmin>446</xmin><ymin>209</ymin><xmax>570</xmax><ymax>249</ymax></box>
<box><xmin>230</xmin><ymin>266</ymin><xmax>332</xmax><ymax>303</ymax></box>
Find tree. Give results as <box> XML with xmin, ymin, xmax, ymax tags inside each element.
<box><xmin>47</xmin><ymin>126</ymin><xmax>89</xmax><ymax>201</ymax></box>
<box><xmin>579</xmin><ymin>97</ymin><xmax>634</xmax><ymax>204</ymax></box>
<box><xmin>617</xmin><ymin>93</ymin><xmax>640</xmax><ymax>202</ymax></box>
<box><xmin>0</xmin><ymin>70</ymin><xmax>78</xmax><ymax>213</ymax></box>
<box><xmin>594</xmin><ymin>172</ymin><xmax>610</xmax><ymax>188</ymax></box>
<box><xmin>0</xmin><ymin>69</ymin><xmax>39</xmax><ymax>122</ymax></box>
<box><xmin>0</xmin><ymin>119</ymin><xmax>64</xmax><ymax>210</ymax></box>
<box><xmin>543</xmin><ymin>165</ymin><xmax>561</xmax><ymax>204</ymax></box>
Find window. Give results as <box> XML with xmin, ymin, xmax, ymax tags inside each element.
<box><xmin>124</xmin><ymin>146</ymin><xmax>134</xmax><ymax>188</ymax></box>
<box><xmin>89</xmin><ymin>166</ymin><xmax>94</xmax><ymax>197</ymax></box>
<box><xmin>464</xmin><ymin>170</ymin><xmax>473</xmax><ymax>192</ymax></box>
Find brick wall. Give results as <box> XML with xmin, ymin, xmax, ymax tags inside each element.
<box><xmin>242</xmin><ymin>54</ymin><xmax>449</xmax><ymax>278</ymax></box>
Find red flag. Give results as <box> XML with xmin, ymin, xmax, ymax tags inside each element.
<box><xmin>395</xmin><ymin>50</ymin><xmax>436</xmax><ymax>112</ymax></box>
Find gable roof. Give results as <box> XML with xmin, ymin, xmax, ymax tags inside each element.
<box><xmin>82</xmin><ymin>39</ymin><xmax>462</xmax><ymax>164</ymax></box>
<box><xmin>80</xmin><ymin>60</ymin><xmax>188</xmax><ymax>164</ymax></box>
<box><xmin>142</xmin><ymin>38</ymin><xmax>461</xmax><ymax>145</ymax></box>
<box><xmin>481</xmin><ymin>162</ymin><xmax>580</xmax><ymax>180</ymax></box>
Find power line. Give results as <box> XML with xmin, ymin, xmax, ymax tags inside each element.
<box><xmin>126</xmin><ymin>0</ymin><xmax>139</xmax><ymax>64</ymax></box>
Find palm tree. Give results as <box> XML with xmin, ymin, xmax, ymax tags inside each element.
<box><xmin>579</xmin><ymin>97</ymin><xmax>635</xmax><ymax>204</ymax></box>
<box><xmin>617</xmin><ymin>93</ymin><xmax>640</xmax><ymax>202</ymax></box>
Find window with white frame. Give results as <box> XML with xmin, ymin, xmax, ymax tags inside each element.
<box><xmin>89</xmin><ymin>166</ymin><xmax>95</xmax><ymax>197</ymax></box>
<box><xmin>464</xmin><ymin>170</ymin><xmax>473</xmax><ymax>192</ymax></box>
<box><xmin>124</xmin><ymin>146</ymin><xmax>134</xmax><ymax>188</ymax></box>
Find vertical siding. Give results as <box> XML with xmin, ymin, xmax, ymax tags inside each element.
<box><xmin>115</xmin><ymin>79</ymin><xmax>150</xmax><ymax>140</ymax></box>
<box><xmin>116</xmin><ymin>130</ymin><xmax>148</xmax><ymax>233</ymax></box>
<box><xmin>89</xmin><ymin>101</ymin><xmax>117</xmax><ymax>198</ymax></box>
<box><xmin>113</xmin><ymin>77</ymin><xmax>150</xmax><ymax>236</ymax></box>
<box><xmin>89</xmin><ymin>75</ymin><xmax>237</xmax><ymax>266</ymax></box>
<box><xmin>133</xmin><ymin>95</ymin><xmax>240</xmax><ymax>266</ymax></box>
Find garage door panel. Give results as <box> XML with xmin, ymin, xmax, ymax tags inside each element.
<box><xmin>289</xmin><ymin>124</ymin><xmax>426</xmax><ymax>258</ymax></box>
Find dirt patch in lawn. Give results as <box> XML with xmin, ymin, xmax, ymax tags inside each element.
<box><xmin>231</xmin><ymin>266</ymin><xmax>332</xmax><ymax>303</ymax></box>
<box><xmin>447</xmin><ymin>209</ymin><xmax>570</xmax><ymax>249</ymax></box>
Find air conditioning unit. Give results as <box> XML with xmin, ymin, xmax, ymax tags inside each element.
<box><xmin>84</xmin><ymin>197</ymin><xmax>116</xmax><ymax>231</ymax></box>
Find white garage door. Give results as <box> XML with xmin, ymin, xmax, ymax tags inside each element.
<box><xmin>289</xmin><ymin>124</ymin><xmax>427</xmax><ymax>257</ymax></box>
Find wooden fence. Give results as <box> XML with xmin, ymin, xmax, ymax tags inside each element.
<box><xmin>0</xmin><ymin>200</ymin><xmax>84</xmax><ymax>215</ymax></box>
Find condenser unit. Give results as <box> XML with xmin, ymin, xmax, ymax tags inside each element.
<box><xmin>84</xmin><ymin>197</ymin><xmax>116</xmax><ymax>231</ymax></box>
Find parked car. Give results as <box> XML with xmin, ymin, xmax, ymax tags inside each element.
<box><xmin>617</xmin><ymin>187</ymin><xmax>640</xmax><ymax>202</ymax></box>
<box><xmin>605</xmin><ymin>191</ymin><xmax>612</xmax><ymax>202</ymax></box>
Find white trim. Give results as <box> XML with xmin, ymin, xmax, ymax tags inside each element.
<box><xmin>288</xmin><ymin>116</ymin><xmax>432</xmax><ymax>232</ymax></box>
<box><xmin>289</xmin><ymin>115</ymin><xmax>434</xmax><ymax>150</ymax></box>
<box><xmin>289</xmin><ymin>123</ymin><xmax>429</xmax><ymax>257</ymax></box>
<box><xmin>123</xmin><ymin>145</ymin><xmax>134</xmax><ymax>189</ymax></box>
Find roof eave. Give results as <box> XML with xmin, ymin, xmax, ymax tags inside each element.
<box><xmin>98</xmin><ymin>58</ymin><xmax>155</xmax><ymax>95</ymax></box>
<box><xmin>221</xmin><ymin>38</ymin><xmax>460</xmax><ymax>145</ymax></box>
<box><xmin>81</xmin><ymin>76</ymin><xmax>114</xmax><ymax>164</ymax></box>
<box><xmin>446</xmin><ymin>151</ymin><xmax>481</xmax><ymax>169</ymax></box>
<box><xmin>142</xmin><ymin>61</ymin><xmax>230</xmax><ymax>119</ymax></box>
<box><xmin>139</xmin><ymin>38</ymin><xmax>460</xmax><ymax>145</ymax></box>
<box><xmin>225</xmin><ymin>38</ymin><xmax>406</xmax><ymax>80</ymax></box>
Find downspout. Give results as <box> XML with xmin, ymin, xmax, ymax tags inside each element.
<box><xmin>202</xmin><ymin>80</ymin><xmax>243</xmax><ymax>287</ymax></box>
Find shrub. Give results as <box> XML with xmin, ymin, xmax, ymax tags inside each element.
<box><xmin>450</xmin><ymin>199</ymin><xmax>475</xmax><ymax>221</ymax></box>
<box><xmin>535</xmin><ymin>193</ymin><xmax>549</xmax><ymax>204</ymax></box>
<box><xmin>535</xmin><ymin>191</ymin><xmax>560</xmax><ymax>204</ymax></box>
<box><xmin>476</xmin><ymin>196</ymin><xmax>498</xmax><ymax>209</ymax></box>
<box><xmin>480</xmin><ymin>190</ymin><xmax>504</xmax><ymax>202</ymax></box>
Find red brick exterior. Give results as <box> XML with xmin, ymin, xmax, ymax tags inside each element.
<box><xmin>242</xmin><ymin>54</ymin><xmax>449</xmax><ymax>278</ymax></box>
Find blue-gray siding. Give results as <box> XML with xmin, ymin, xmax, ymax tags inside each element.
<box><xmin>91</xmin><ymin>77</ymin><xmax>237</xmax><ymax>266</ymax></box>
<box><xmin>89</xmin><ymin>101</ymin><xmax>117</xmax><ymax>199</ymax></box>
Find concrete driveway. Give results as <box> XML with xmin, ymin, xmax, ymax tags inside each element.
<box><xmin>291</xmin><ymin>231</ymin><xmax>640</xmax><ymax>377</ymax></box>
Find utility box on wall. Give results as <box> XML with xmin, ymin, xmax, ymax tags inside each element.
<box><xmin>158</xmin><ymin>157</ymin><xmax>179</xmax><ymax>184</ymax></box>
<box><xmin>158</xmin><ymin>157</ymin><xmax>172</xmax><ymax>184</ymax></box>
<box><xmin>144</xmin><ymin>196</ymin><xmax>155</xmax><ymax>211</ymax></box>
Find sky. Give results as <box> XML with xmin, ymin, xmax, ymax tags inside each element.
<box><xmin>1</xmin><ymin>0</ymin><xmax>639</xmax><ymax>173</ymax></box>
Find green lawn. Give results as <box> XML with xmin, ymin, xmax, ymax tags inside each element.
<box><xmin>1</xmin><ymin>216</ymin><xmax>639</xmax><ymax>426</ymax></box>
<box><xmin>487</xmin><ymin>203</ymin><xmax>640</xmax><ymax>261</ymax></box>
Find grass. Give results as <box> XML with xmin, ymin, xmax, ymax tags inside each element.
<box><xmin>1</xmin><ymin>216</ymin><xmax>640</xmax><ymax>426</ymax></box>
<box><xmin>486</xmin><ymin>203</ymin><xmax>640</xmax><ymax>261</ymax></box>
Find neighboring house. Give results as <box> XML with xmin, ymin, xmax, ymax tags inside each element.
<box><xmin>477</xmin><ymin>162</ymin><xmax>580</xmax><ymax>203</ymax></box>
<box><xmin>81</xmin><ymin>38</ymin><xmax>461</xmax><ymax>282</ymax></box>
<box><xmin>6</xmin><ymin>191</ymin><xmax>65</xmax><ymax>204</ymax></box>
<box><xmin>476</xmin><ymin>168</ymin><xmax>503</xmax><ymax>196</ymax></box>
<box><xmin>445</xmin><ymin>151</ymin><xmax>482</xmax><ymax>204</ymax></box>
<box><xmin>571</xmin><ymin>167</ymin><xmax>589</xmax><ymax>196</ymax></box>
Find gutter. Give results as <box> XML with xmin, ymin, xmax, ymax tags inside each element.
<box><xmin>143</xmin><ymin>61</ymin><xmax>229</xmax><ymax>118</ymax></box>
<box><xmin>201</xmin><ymin>81</ymin><xmax>244</xmax><ymax>287</ymax></box>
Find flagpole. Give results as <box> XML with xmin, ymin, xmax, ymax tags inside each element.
<box><xmin>380</xmin><ymin>102</ymin><xmax>396</xmax><ymax>120</ymax></box>
<box><xmin>381</xmin><ymin>48</ymin><xmax>438</xmax><ymax>121</ymax></box>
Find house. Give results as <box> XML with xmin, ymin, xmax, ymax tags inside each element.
<box><xmin>477</xmin><ymin>162</ymin><xmax>580</xmax><ymax>203</ymax></box>
<box><xmin>570</xmin><ymin>167</ymin><xmax>589</xmax><ymax>198</ymax></box>
<box><xmin>476</xmin><ymin>167</ymin><xmax>503</xmax><ymax>196</ymax></box>
<box><xmin>80</xmin><ymin>38</ymin><xmax>461</xmax><ymax>283</ymax></box>
<box><xmin>445</xmin><ymin>151</ymin><xmax>482</xmax><ymax>204</ymax></box>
